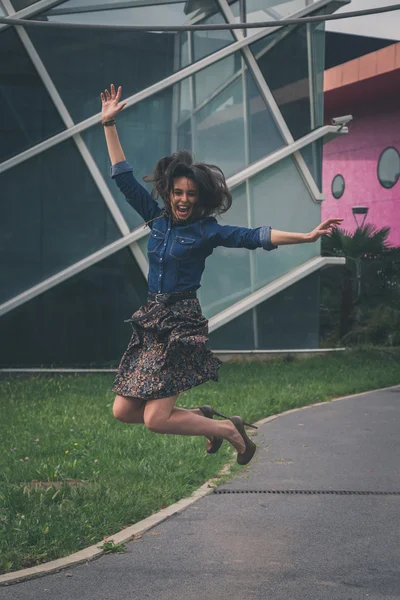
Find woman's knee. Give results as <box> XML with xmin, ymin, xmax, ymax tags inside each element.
<box><xmin>143</xmin><ymin>408</ymin><xmax>171</xmax><ymax>432</ymax></box>
<box><xmin>143</xmin><ymin>412</ymin><xmax>164</xmax><ymax>432</ymax></box>
<box><xmin>113</xmin><ymin>395</ymin><xmax>143</xmax><ymax>423</ymax></box>
<box><xmin>143</xmin><ymin>396</ymin><xmax>177</xmax><ymax>432</ymax></box>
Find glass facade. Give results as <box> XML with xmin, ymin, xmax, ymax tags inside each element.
<box><xmin>209</xmin><ymin>272</ymin><xmax>320</xmax><ymax>349</ymax></box>
<box><xmin>0</xmin><ymin>249</ymin><xmax>148</xmax><ymax>367</ymax></box>
<box><xmin>0</xmin><ymin>0</ymin><xmax>339</xmax><ymax>366</ymax></box>
<box><xmin>251</xmin><ymin>25</ymin><xmax>311</xmax><ymax>142</ymax></box>
<box><xmin>0</xmin><ymin>140</ymin><xmax>121</xmax><ymax>304</ymax></box>
<box><xmin>0</xmin><ymin>28</ymin><xmax>65</xmax><ymax>163</ymax></box>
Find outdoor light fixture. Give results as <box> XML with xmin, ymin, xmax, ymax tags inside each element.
<box><xmin>352</xmin><ymin>206</ymin><xmax>369</xmax><ymax>228</ymax></box>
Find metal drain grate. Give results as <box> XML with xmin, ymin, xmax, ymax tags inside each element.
<box><xmin>214</xmin><ymin>489</ymin><xmax>400</xmax><ymax>495</ymax></box>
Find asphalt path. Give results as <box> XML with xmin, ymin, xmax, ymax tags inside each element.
<box><xmin>1</xmin><ymin>387</ymin><xmax>400</xmax><ymax>600</ymax></box>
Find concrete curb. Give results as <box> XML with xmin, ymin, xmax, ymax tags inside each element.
<box><xmin>0</xmin><ymin>462</ymin><xmax>233</xmax><ymax>587</ymax></box>
<box><xmin>1</xmin><ymin>383</ymin><xmax>399</xmax><ymax>586</ymax></box>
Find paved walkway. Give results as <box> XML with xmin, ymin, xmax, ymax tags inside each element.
<box><xmin>2</xmin><ymin>387</ymin><xmax>400</xmax><ymax>600</ymax></box>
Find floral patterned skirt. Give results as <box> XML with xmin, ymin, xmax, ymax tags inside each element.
<box><xmin>112</xmin><ymin>298</ymin><xmax>222</xmax><ymax>401</ymax></box>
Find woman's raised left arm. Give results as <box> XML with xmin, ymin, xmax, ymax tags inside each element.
<box><xmin>270</xmin><ymin>218</ymin><xmax>343</xmax><ymax>246</ymax></box>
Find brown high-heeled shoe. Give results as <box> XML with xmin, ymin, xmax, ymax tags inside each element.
<box><xmin>229</xmin><ymin>416</ymin><xmax>257</xmax><ymax>465</ymax></box>
<box><xmin>198</xmin><ymin>405</ymin><xmax>229</xmax><ymax>454</ymax></box>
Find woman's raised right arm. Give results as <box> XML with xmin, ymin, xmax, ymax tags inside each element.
<box><xmin>101</xmin><ymin>84</ymin><xmax>127</xmax><ymax>165</ymax></box>
<box><xmin>100</xmin><ymin>84</ymin><xmax>162</xmax><ymax>224</ymax></box>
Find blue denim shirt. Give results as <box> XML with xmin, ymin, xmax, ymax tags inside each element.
<box><xmin>112</xmin><ymin>161</ymin><xmax>277</xmax><ymax>294</ymax></box>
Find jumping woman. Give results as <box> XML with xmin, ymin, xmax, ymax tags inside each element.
<box><xmin>101</xmin><ymin>84</ymin><xmax>342</xmax><ymax>466</ymax></box>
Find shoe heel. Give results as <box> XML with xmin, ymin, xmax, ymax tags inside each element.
<box><xmin>212</xmin><ymin>409</ymin><xmax>229</xmax><ymax>420</ymax></box>
<box><xmin>198</xmin><ymin>405</ymin><xmax>224</xmax><ymax>455</ymax></box>
<box><xmin>243</xmin><ymin>420</ymin><xmax>258</xmax><ymax>430</ymax></box>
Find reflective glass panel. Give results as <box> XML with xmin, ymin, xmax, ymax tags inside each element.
<box><xmin>378</xmin><ymin>147</ymin><xmax>400</xmax><ymax>189</ymax></box>
<box><xmin>209</xmin><ymin>309</ymin><xmax>254</xmax><ymax>349</ymax></box>
<box><xmin>29</xmin><ymin>1</ymin><xmax>233</xmax><ymax>122</ymax></box>
<box><xmin>10</xmin><ymin>0</ymin><xmax>38</xmax><ymax>10</ymax></box>
<box><xmin>0</xmin><ymin>248</ymin><xmax>148</xmax><ymax>367</ymax></box>
<box><xmin>193</xmin><ymin>9</ymin><xmax>235</xmax><ymax>62</ymax></box>
<box><xmin>194</xmin><ymin>75</ymin><xmax>245</xmax><ymax>177</ymax></box>
<box><xmin>0</xmin><ymin>139</ymin><xmax>121</xmax><ymax>304</ymax></box>
<box><xmin>209</xmin><ymin>272</ymin><xmax>320</xmax><ymax>350</ymax></box>
<box><xmin>251</xmin><ymin>25</ymin><xmax>311</xmax><ymax>142</ymax></box>
<box><xmin>250</xmin><ymin>156</ymin><xmax>320</xmax><ymax>289</ymax></box>
<box><xmin>301</xmin><ymin>139</ymin><xmax>323</xmax><ymax>190</ymax></box>
<box><xmin>178</xmin><ymin>78</ymin><xmax>191</xmax><ymax>122</ymax></box>
<box><xmin>194</xmin><ymin>54</ymin><xmax>241</xmax><ymax>107</ymax></box>
<box><xmin>245</xmin><ymin>0</ymin><xmax>308</xmax><ymax>35</ymax></box>
<box><xmin>177</xmin><ymin>119</ymin><xmax>192</xmax><ymax>152</ymax></box>
<box><xmin>256</xmin><ymin>271</ymin><xmax>320</xmax><ymax>348</ymax></box>
<box><xmin>230</xmin><ymin>0</ymin><xmax>241</xmax><ymax>19</ymax></box>
<box><xmin>0</xmin><ymin>28</ymin><xmax>65</xmax><ymax>163</ymax></box>
<box><xmin>246</xmin><ymin>70</ymin><xmax>285</xmax><ymax>164</ymax></box>
<box><xmin>199</xmin><ymin>184</ymin><xmax>251</xmax><ymax>318</ymax></box>
<box><xmin>179</xmin><ymin>33</ymin><xmax>190</xmax><ymax>69</ymax></box>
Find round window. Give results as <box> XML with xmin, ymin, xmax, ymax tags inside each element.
<box><xmin>332</xmin><ymin>174</ymin><xmax>345</xmax><ymax>199</ymax></box>
<box><xmin>377</xmin><ymin>147</ymin><xmax>400</xmax><ymax>189</ymax></box>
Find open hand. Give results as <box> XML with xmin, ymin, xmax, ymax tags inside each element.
<box><xmin>100</xmin><ymin>84</ymin><xmax>126</xmax><ymax>123</ymax></box>
<box><xmin>307</xmin><ymin>218</ymin><xmax>343</xmax><ymax>242</ymax></box>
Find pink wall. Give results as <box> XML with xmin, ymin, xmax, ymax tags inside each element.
<box><xmin>322</xmin><ymin>107</ymin><xmax>400</xmax><ymax>247</ymax></box>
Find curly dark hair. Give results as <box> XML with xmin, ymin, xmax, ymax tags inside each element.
<box><xmin>143</xmin><ymin>150</ymin><xmax>232</xmax><ymax>220</ymax></box>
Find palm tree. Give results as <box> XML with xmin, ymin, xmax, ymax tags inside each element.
<box><xmin>321</xmin><ymin>224</ymin><xmax>395</xmax><ymax>340</ymax></box>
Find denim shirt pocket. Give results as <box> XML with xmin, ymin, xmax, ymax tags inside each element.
<box><xmin>148</xmin><ymin>227</ymin><xmax>166</xmax><ymax>254</ymax></box>
<box><xmin>170</xmin><ymin>235</ymin><xmax>196</xmax><ymax>260</ymax></box>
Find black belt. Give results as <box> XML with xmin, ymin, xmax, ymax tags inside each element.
<box><xmin>125</xmin><ymin>291</ymin><xmax>197</xmax><ymax>325</ymax></box>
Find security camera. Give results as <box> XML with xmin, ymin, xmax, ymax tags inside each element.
<box><xmin>331</xmin><ymin>115</ymin><xmax>353</xmax><ymax>126</ymax></box>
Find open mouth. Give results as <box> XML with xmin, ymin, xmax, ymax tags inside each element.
<box><xmin>175</xmin><ymin>205</ymin><xmax>191</xmax><ymax>219</ymax></box>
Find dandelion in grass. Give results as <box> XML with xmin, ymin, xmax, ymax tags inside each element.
<box><xmin>65</xmin><ymin>450</ymin><xmax>69</xmax><ymax>455</ymax></box>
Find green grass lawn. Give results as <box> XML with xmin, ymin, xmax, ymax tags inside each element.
<box><xmin>1</xmin><ymin>348</ymin><xmax>399</xmax><ymax>574</ymax></box>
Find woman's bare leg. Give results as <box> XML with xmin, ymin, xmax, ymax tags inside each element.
<box><xmin>113</xmin><ymin>395</ymin><xmax>215</xmax><ymax>452</ymax></box>
<box><xmin>143</xmin><ymin>395</ymin><xmax>245</xmax><ymax>453</ymax></box>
